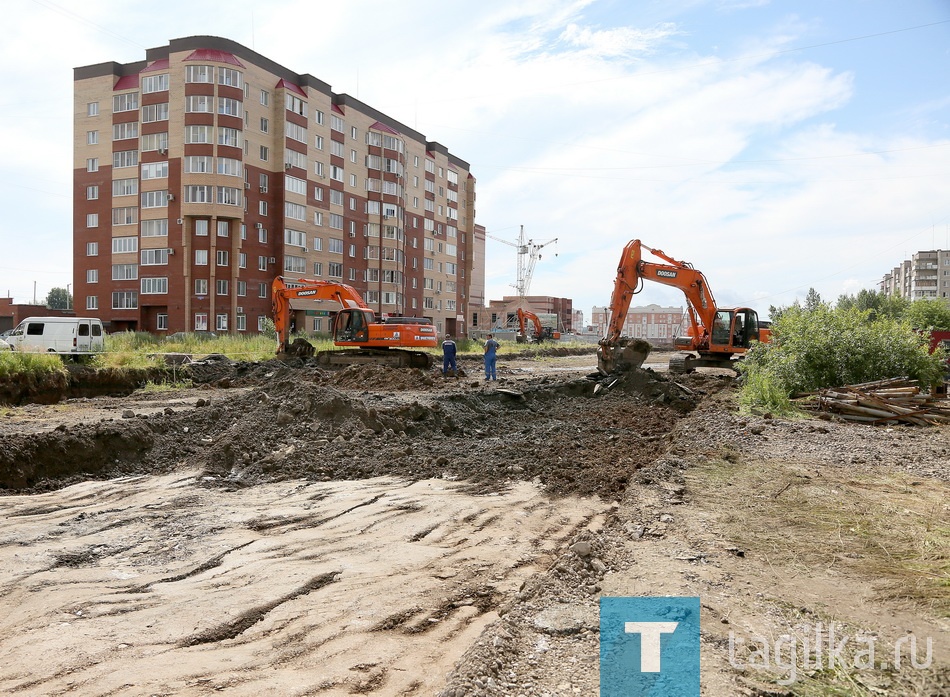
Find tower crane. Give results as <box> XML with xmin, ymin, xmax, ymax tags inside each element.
<box><xmin>485</xmin><ymin>225</ymin><xmax>558</xmax><ymax>297</ymax></box>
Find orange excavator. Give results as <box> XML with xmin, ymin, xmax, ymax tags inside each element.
<box><xmin>598</xmin><ymin>240</ymin><xmax>770</xmax><ymax>374</ymax></box>
<box><xmin>516</xmin><ymin>307</ymin><xmax>561</xmax><ymax>343</ymax></box>
<box><xmin>272</xmin><ymin>277</ymin><xmax>437</xmax><ymax>368</ymax></box>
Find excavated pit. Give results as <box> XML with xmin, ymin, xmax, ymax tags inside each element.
<box><xmin>0</xmin><ymin>357</ymin><xmax>714</xmax><ymax>498</ymax></box>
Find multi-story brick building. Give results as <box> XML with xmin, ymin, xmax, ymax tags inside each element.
<box><xmin>73</xmin><ymin>36</ymin><xmax>479</xmax><ymax>338</ymax></box>
<box><xmin>880</xmin><ymin>249</ymin><xmax>950</xmax><ymax>304</ymax></box>
<box><xmin>590</xmin><ymin>304</ymin><xmax>684</xmax><ymax>348</ymax></box>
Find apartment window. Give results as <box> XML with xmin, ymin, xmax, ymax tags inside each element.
<box><xmin>285</xmin><ymin>94</ymin><xmax>307</xmax><ymax>116</ymax></box>
<box><xmin>218</xmin><ymin>68</ymin><xmax>242</xmax><ymax>88</ymax></box>
<box><xmin>285</xmin><ymin>202</ymin><xmax>306</xmax><ymax>221</ymax></box>
<box><xmin>216</xmin><ymin>279</ymin><xmax>229</xmax><ymax>295</ymax></box>
<box><xmin>185</xmin><ymin>185</ymin><xmax>213</xmax><ymax>203</ymax></box>
<box><xmin>285</xmin><ymin>149</ymin><xmax>306</xmax><ymax>168</ymax></box>
<box><xmin>112</xmin><ymin>291</ymin><xmax>138</xmax><ymax>309</ymax></box>
<box><xmin>314</xmin><ymin>162</ymin><xmax>324</xmax><ymax>178</ymax></box>
<box><xmin>315</xmin><ymin>109</ymin><xmax>324</xmax><ymax>125</ymax></box>
<box><xmin>86</xmin><ymin>296</ymin><xmax>98</xmax><ymax>310</ymax></box>
<box><xmin>259</xmin><ymin>283</ymin><xmax>268</xmax><ymax>298</ymax></box>
<box><xmin>350</xmin><ymin>126</ymin><xmax>357</xmax><ymax>140</ymax></box>
<box><xmin>238</xmin><ymin>253</ymin><xmax>247</xmax><ymax>270</ymax></box>
<box><xmin>140</xmin><ymin>133</ymin><xmax>169</xmax><ymax>152</ymax></box>
<box><xmin>218</xmin><ymin>97</ymin><xmax>241</xmax><ymax>117</ymax></box>
<box><xmin>86</xmin><ymin>269</ymin><xmax>98</xmax><ymax>283</ymax></box>
<box><xmin>315</xmin><ymin>135</ymin><xmax>324</xmax><ymax>150</ymax></box>
<box><xmin>328</xmin><ymin>262</ymin><xmax>343</xmax><ymax>278</ymax></box>
<box><xmin>113</xmin><ymin>93</ymin><xmax>139</xmax><ymax>112</ymax></box>
<box><xmin>185</xmin><ymin>95</ymin><xmax>213</xmax><ymax>113</ymax></box>
<box><xmin>314</xmin><ymin>211</ymin><xmax>323</xmax><ymax>226</ymax></box>
<box><xmin>259</xmin><ymin>145</ymin><xmax>269</xmax><ymax>161</ymax></box>
<box><xmin>141</xmin><ymin>190</ymin><xmax>167</xmax><ymax>208</ymax></box>
<box><xmin>286</xmin><ymin>121</ymin><xmax>307</xmax><ymax>142</ymax></box>
<box><xmin>329</xmin><ymin>165</ymin><xmax>344</xmax><ymax>182</ymax></box>
<box><xmin>329</xmin><ymin>238</ymin><xmax>343</xmax><ymax>254</ymax></box>
<box><xmin>349</xmin><ymin>174</ymin><xmax>357</xmax><ymax>187</ymax></box>
<box><xmin>312</xmin><ymin>262</ymin><xmax>323</xmax><ymax>276</ymax></box>
<box><xmin>185</xmin><ymin>156</ymin><xmax>213</xmax><ymax>173</ymax></box>
<box><xmin>86</xmin><ymin>131</ymin><xmax>98</xmax><ymax>145</ymax></box>
<box><xmin>260</xmin><ymin>117</ymin><xmax>268</xmax><ymax>133</ymax></box>
<box><xmin>86</xmin><ymin>242</ymin><xmax>98</xmax><ymax>256</ymax></box>
<box><xmin>140</xmin><ymin>277</ymin><xmax>168</xmax><ymax>294</ymax></box>
<box><xmin>285</xmin><ymin>175</ymin><xmax>306</xmax><ymax>196</ymax></box>
<box><xmin>259</xmin><ymin>173</ymin><xmax>268</xmax><ymax>192</ymax></box>
<box><xmin>86</xmin><ymin>185</ymin><xmax>98</xmax><ymax>200</ymax></box>
<box><xmin>141</xmin><ymin>162</ymin><xmax>168</xmax><ymax>180</ymax></box>
<box><xmin>217</xmin><ymin>221</ymin><xmax>229</xmax><ymax>237</ymax></box>
<box><xmin>157</xmin><ymin>314</ymin><xmax>168</xmax><ymax>330</ymax></box>
<box><xmin>218</xmin><ymin>127</ymin><xmax>241</xmax><ymax>148</ymax></box>
<box><xmin>141</xmin><ymin>219</ymin><xmax>169</xmax><ymax>237</ymax></box>
<box><xmin>330</xmin><ymin>114</ymin><xmax>344</xmax><ymax>132</ymax></box>
<box><xmin>235</xmin><ymin>314</ymin><xmax>247</xmax><ymax>331</ymax></box>
<box><xmin>141</xmin><ymin>74</ymin><xmax>169</xmax><ymax>94</ymax></box>
<box><xmin>87</xmin><ymin>102</ymin><xmax>98</xmax><ymax>116</ymax></box>
<box><xmin>142</xmin><ymin>103</ymin><xmax>169</xmax><ymax>123</ymax></box>
<box><xmin>194</xmin><ymin>279</ymin><xmax>208</xmax><ymax>295</ymax></box>
<box><xmin>330</xmin><ymin>140</ymin><xmax>344</xmax><ymax>157</ymax></box>
<box><xmin>259</xmin><ymin>201</ymin><xmax>268</xmax><ymax>216</ymax></box>
<box><xmin>216</xmin><ymin>158</ymin><xmax>241</xmax><ymax>177</ymax></box>
<box><xmin>237</xmin><ymin>279</ymin><xmax>247</xmax><ymax>295</ymax></box>
<box><xmin>216</xmin><ymin>249</ymin><xmax>229</xmax><ymax>266</ymax></box>
<box><xmin>258</xmin><ymin>256</ymin><xmax>268</xmax><ymax>271</ymax></box>
<box><xmin>216</xmin><ymin>314</ymin><xmax>228</xmax><ymax>331</ymax></box>
<box><xmin>259</xmin><ymin>227</ymin><xmax>267</xmax><ymax>243</ymax></box>
<box><xmin>217</xmin><ymin>186</ymin><xmax>243</xmax><ymax>206</ymax></box>
<box><xmin>86</xmin><ymin>213</ymin><xmax>98</xmax><ymax>228</ymax></box>
<box><xmin>194</xmin><ymin>313</ymin><xmax>209</xmax><ymax>330</ymax></box>
<box><xmin>186</xmin><ymin>65</ymin><xmax>213</xmax><ymax>83</ymax></box>
<box><xmin>284</xmin><ymin>255</ymin><xmax>305</xmax><ymax>273</ymax></box>
<box><xmin>195</xmin><ymin>250</ymin><xmax>208</xmax><ymax>265</ymax></box>
<box><xmin>86</xmin><ymin>158</ymin><xmax>98</xmax><ymax>172</ymax></box>
<box><xmin>260</xmin><ymin>89</ymin><xmax>269</xmax><ymax>106</ymax></box>
<box><xmin>112</xmin><ymin>207</ymin><xmax>138</xmax><ymax>226</ymax></box>
<box><xmin>285</xmin><ymin>228</ymin><xmax>306</xmax><ymax>247</ymax></box>
<box><xmin>185</xmin><ymin>125</ymin><xmax>212</xmax><ymax>144</ymax></box>
<box><xmin>141</xmin><ymin>249</ymin><xmax>169</xmax><ymax>265</ymax></box>
<box><xmin>113</xmin><ymin>150</ymin><xmax>138</xmax><ymax>168</ymax></box>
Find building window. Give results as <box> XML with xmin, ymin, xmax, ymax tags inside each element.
<box><xmin>285</xmin><ymin>94</ymin><xmax>307</xmax><ymax>117</ymax></box>
<box><xmin>112</xmin><ymin>264</ymin><xmax>138</xmax><ymax>281</ymax></box>
<box><xmin>86</xmin><ymin>242</ymin><xmax>98</xmax><ymax>256</ymax></box>
<box><xmin>195</xmin><ymin>279</ymin><xmax>208</xmax><ymax>295</ymax></box>
<box><xmin>260</xmin><ymin>89</ymin><xmax>269</xmax><ymax>106</ymax></box>
<box><xmin>157</xmin><ymin>313</ymin><xmax>168</xmax><ymax>330</ymax></box>
<box><xmin>217</xmin><ymin>68</ymin><xmax>242</xmax><ymax>88</ymax></box>
<box><xmin>111</xmin><ymin>291</ymin><xmax>138</xmax><ymax>309</ymax></box>
<box><xmin>218</xmin><ymin>97</ymin><xmax>241</xmax><ymax>117</ymax></box>
<box><xmin>312</xmin><ymin>262</ymin><xmax>323</xmax><ymax>276</ymax></box>
<box><xmin>194</xmin><ymin>313</ymin><xmax>209</xmax><ymax>330</ymax></box>
<box><xmin>184</xmin><ymin>156</ymin><xmax>213</xmax><ymax>173</ymax></box>
<box><xmin>113</xmin><ymin>150</ymin><xmax>138</xmax><ymax>168</ymax></box>
<box><xmin>315</xmin><ymin>109</ymin><xmax>324</xmax><ymax>125</ymax></box>
<box><xmin>141</xmin><ymin>74</ymin><xmax>169</xmax><ymax>94</ymax></box>
<box><xmin>216</xmin><ymin>314</ymin><xmax>228</xmax><ymax>331</ymax></box>
<box><xmin>141</xmin><ymin>248</ymin><xmax>169</xmax><ymax>265</ymax></box>
<box><xmin>237</xmin><ymin>280</ymin><xmax>247</xmax><ymax>296</ymax></box>
<box><xmin>141</xmin><ymin>162</ymin><xmax>168</xmax><ymax>179</ymax></box>
<box><xmin>195</xmin><ymin>249</ymin><xmax>208</xmax><ymax>265</ymax></box>
<box><xmin>260</xmin><ymin>117</ymin><xmax>268</xmax><ymax>134</ymax></box>
<box><xmin>86</xmin><ymin>131</ymin><xmax>98</xmax><ymax>145</ymax></box>
<box><xmin>216</xmin><ymin>279</ymin><xmax>228</xmax><ymax>295</ymax></box>
<box><xmin>142</xmin><ymin>103</ymin><xmax>169</xmax><ymax>123</ymax></box>
<box><xmin>86</xmin><ymin>269</ymin><xmax>98</xmax><ymax>283</ymax></box>
<box><xmin>284</xmin><ymin>255</ymin><xmax>305</xmax><ymax>273</ymax></box>
<box><xmin>86</xmin><ymin>296</ymin><xmax>98</xmax><ymax>310</ymax></box>
<box><xmin>114</xmin><ymin>122</ymin><xmax>139</xmax><ymax>142</ymax></box>
<box><xmin>141</xmin><ymin>277</ymin><xmax>168</xmax><ymax>294</ymax></box>
<box><xmin>186</xmin><ymin>65</ymin><xmax>213</xmax><ymax>83</ymax></box>
<box><xmin>113</xmin><ymin>93</ymin><xmax>139</xmax><ymax>112</ymax></box>
<box><xmin>185</xmin><ymin>186</ymin><xmax>214</xmax><ymax>203</ymax></box>
<box><xmin>86</xmin><ymin>213</ymin><xmax>98</xmax><ymax>228</ymax></box>
<box><xmin>259</xmin><ymin>201</ymin><xmax>268</xmax><ymax>216</ymax></box>
<box><xmin>216</xmin><ymin>249</ymin><xmax>229</xmax><ymax>266</ymax></box>
<box><xmin>218</xmin><ymin>127</ymin><xmax>241</xmax><ymax>148</ymax></box>
<box><xmin>86</xmin><ymin>158</ymin><xmax>98</xmax><ymax>172</ymax></box>
<box><xmin>259</xmin><ymin>283</ymin><xmax>268</xmax><ymax>298</ymax></box>
<box><xmin>112</xmin><ymin>207</ymin><xmax>138</xmax><ymax>226</ymax></box>
<box><xmin>86</xmin><ymin>185</ymin><xmax>98</xmax><ymax>200</ymax></box>
<box><xmin>258</xmin><ymin>256</ymin><xmax>267</xmax><ymax>271</ymax></box>
<box><xmin>87</xmin><ymin>102</ymin><xmax>98</xmax><ymax>116</ymax></box>
<box><xmin>141</xmin><ymin>190</ymin><xmax>168</xmax><ymax>208</ymax></box>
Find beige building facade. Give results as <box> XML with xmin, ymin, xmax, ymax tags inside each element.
<box><xmin>880</xmin><ymin>249</ymin><xmax>950</xmax><ymax>304</ymax></box>
<box><xmin>73</xmin><ymin>36</ymin><xmax>479</xmax><ymax>337</ymax></box>
<box><xmin>590</xmin><ymin>304</ymin><xmax>684</xmax><ymax>348</ymax></box>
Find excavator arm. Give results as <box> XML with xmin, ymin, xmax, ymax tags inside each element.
<box><xmin>272</xmin><ymin>277</ymin><xmax>368</xmax><ymax>353</ymax></box>
<box><xmin>516</xmin><ymin>308</ymin><xmax>545</xmax><ymax>342</ymax></box>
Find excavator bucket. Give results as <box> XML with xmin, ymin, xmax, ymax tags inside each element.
<box><xmin>597</xmin><ymin>338</ymin><xmax>652</xmax><ymax>374</ymax></box>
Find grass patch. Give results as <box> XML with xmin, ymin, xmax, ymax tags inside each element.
<box><xmin>0</xmin><ymin>351</ymin><xmax>69</xmax><ymax>381</ymax></box>
<box><xmin>690</xmin><ymin>451</ymin><xmax>950</xmax><ymax>616</ymax></box>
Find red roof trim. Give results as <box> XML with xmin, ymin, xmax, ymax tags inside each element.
<box><xmin>332</xmin><ymin>104</ymin><xmax>345</xmax><ymax>115</ymax></box>
<box><xmin>275</xmin><ymin>78</ymin><xmax>306</xmax><ymax>97</ymax></box>
<box><xmin>140</xmin><ymin>58</ymin><xmax>169</xmax><ymax>74</ymax></box>
<box><xmin>182</xmin><ymin>49</ymin><xmax>245</xmax><ymax>67</ymax></box>
<box><xmin>369</xmin><ymin>120</ymin><xmax>399</xmax><ymax>135</ymax></box>
<box><xmin>114</xmin><ymin>75</ymin><xmax>139</xmax><ymax>91</ymax></box>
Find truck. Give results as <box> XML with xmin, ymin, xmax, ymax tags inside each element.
<box><xmin>272</xmin><ymin>277</ymin><xmax>437</xmax><ymax>368</ymax></box>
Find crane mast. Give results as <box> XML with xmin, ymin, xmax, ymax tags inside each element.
<box><xmin>485</xmin><ymin>225</ymin><xmax>558</xmax><ymax>297</ymax></box>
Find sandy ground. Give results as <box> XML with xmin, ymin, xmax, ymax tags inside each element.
<box><xmin>0</xmin><ymin>351</ymin><xmax>947</xmax><ymax>696</ymax></box>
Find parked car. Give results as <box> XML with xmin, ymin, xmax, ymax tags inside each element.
<box><xmin>0</xmin><ymin>338</ymin><xmax>12</xmax><ymax>351</ymax></box>
<box><xmin>6</xmin><ymin>317</ymin><xmax>105</xmax><ymax>353</ymax></box>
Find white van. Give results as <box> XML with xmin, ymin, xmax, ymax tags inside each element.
<box><xmin>7</xmin><ymin>317</ymin><xmax>105</xmax><ymax>354</ymax></box>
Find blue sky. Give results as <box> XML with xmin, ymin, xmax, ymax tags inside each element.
<box><xmin>1</xmin><ymin>0</ymin><xmax>948</xmax><ymax>323</ymax></box>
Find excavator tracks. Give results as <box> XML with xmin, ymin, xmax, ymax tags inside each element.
<box><xmin>317</xmin><ymin>349</ymin><xmax>433</xmax><ymax>370</ymax></box>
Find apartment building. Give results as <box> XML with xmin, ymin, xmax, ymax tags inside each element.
<box><xmin>590</xmin><ymin>304</ymin><xmax>684</xmax><ymax>348</ymax></box>
<box><xmin>880</xmin><ymin>249</ymin><xmax>950</xmax><ymax>304</ymax></box>
<box><xmin>73</xmin><ymin>36</ymin><xmax>478</xmax><ymax>338</ymax></box>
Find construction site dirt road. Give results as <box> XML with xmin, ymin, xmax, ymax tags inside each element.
<box><xmin>0</xmin><ymin>351</ymin><xmax>947</xmax><ymax>696</ymax></box>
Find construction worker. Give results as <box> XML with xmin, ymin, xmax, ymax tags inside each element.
<box><xmin>483</xmin><ymin>333</ymin><xmax>500</xmax><ymax>381</ymax></box>
<box><xmin>441</xmin><ymin>334</ymin><xmax>457</xmax><ymax>377</ymax></box>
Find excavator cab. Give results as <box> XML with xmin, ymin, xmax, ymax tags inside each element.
<box><xmin>709</xmin><ymin>309</ymin><xmax>761</xmax><ymax>351</ymax></box>
<box><xmin>333</xmin><ymin>308</ymin><xmax>373</xmax><ymax>343</ymax></box>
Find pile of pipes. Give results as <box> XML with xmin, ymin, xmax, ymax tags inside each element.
<box><xmin>794</xmin><ymin>377</ymin><xmax>950</xmax><ymax>426</ymax></box>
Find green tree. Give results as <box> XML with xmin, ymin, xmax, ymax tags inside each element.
<box><xmin>739</xmin><ymin>304</ymin><xmax>946</xmax><ymax>414</ymax></box>
<box><xmin>803</xmin><ymin>287</ymin><xmax>824</xmax><ymax>312</ymax></box>
<box><xmin>903</xmin><ymin>298</ymin><xmax>950</xmax><ymax>330</ymax></box>
<box><xmin>45</xmin><ymin>287</ymin><xmax>71</xmax><ymax>310</ymax></box>
<box><xmin>836</xmin><ymin>289</ymin><xmax>908</xmax><ymax>321</ymax></box>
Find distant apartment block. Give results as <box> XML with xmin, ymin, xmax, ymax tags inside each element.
<box><xmin>590</xmin><ymin>304</ymin><xmax>684</xmax><ymax>347</ymax></box>
<box><xmin>73</xmin><ymin>36</ymin><xmax>479</xmax><ymax>337</ymax></box>
<box><xmin>880</xmin><ymin>249</ymin><xmax>950</xmax><ymax>304</ymax></box>
<box><xmin>486</xmin><ymin>296</ymin><xmax>574</xmax><ymax>334</ymax></box>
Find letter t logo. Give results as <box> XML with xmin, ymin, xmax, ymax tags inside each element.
<box><xmin>624</xmin><ymin>622</ymin><xmax>679</xmax><ymax>672</ymax></box>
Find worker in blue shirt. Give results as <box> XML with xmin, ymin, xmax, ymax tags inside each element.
<box><xmin>483</xmin><ymin>333</ymin><xmax>500</xmax><ymax>381</ymax></box>
<box><xmin>442</xmin><ymin>334</ymin><xmax>457</xmax><ymax>377</ymax></box>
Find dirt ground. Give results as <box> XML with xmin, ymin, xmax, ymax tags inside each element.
<box><xmin>0</xmin><ymin>350</ymin><xmax>947</xmax><ymax>696</ymax></box>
